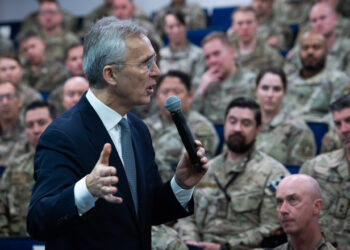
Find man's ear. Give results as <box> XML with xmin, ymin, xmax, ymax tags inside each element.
<box><xmin>313</xmin><ymin>199</ymin><xmax>323</xmax><ymax>215</ymax></box>
<box><xmin>102</xmin><ymin>65</ymin><xmax>118</xmax><ymax>86</ymax></box>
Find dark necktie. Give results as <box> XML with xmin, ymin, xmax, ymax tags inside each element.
<box><xmin>119</xmin><ymin>118</ymin><xmax>138</xmax><ymax>214</ymax></box>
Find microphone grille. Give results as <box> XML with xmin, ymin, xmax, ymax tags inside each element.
<box><xmin>164</xmin><ymin>96</ymin><xmax>181</xmax><ymax>113</ymax></box>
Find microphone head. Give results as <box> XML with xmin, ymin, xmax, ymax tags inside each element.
<box><xmin>165</xmin><ymin>96</ymin><xmax>182</xmax><ymax>113</ymax></box>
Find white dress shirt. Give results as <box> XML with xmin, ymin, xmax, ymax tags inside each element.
<box><xmin>74</xmin><ymin>89</ymin><xmax>194</xmax><ymax>215</ymax></box>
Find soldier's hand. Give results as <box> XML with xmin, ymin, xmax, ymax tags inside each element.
<box><xmin>196</xmin><ymin>67</ymin><xmax>222</xmax><ymax>95</ymax></box>
<box><xmin>186</xmin><ymin>241</ymin><xmax>221</xmax><ymax>250</ymax></box>
<box><xmin>86</xmin><ymin>143</ymin><xmax>123</xmax><ymax>204</ymax></box>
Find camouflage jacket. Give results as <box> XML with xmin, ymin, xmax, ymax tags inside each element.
<box><xmin>273</xmin><ymin>235</ymin><xmax>337</xmax><ymax>250</ymax></box>
<box><xmin>256</xmin><ymin>111</ymin><xmax>316</xmax><ymax>166</ymax></box>
<box><xmin>175</xmin><ymin>149</ymin><xmax>289</xmax><ymax>249</ymax></box>
<box><xmin>193</xmin><ymin>69</ymin><xmax>256</xmax><ymax>125</ymax></box>
<box><xmin>321</xmin><ymin>128</ymin><xmax>342</xmax><ymax>154</ymax></box>
<box><xmin>284</xmin><ymin>69</ymin><xmax>349</xmax><ymax>122</ymax></box>
<box><xmin>300</xmin><ymin>148</ymin><xmax>350</xmax><ymax>249</ymax></box>
<box><xmin>151</xmin><ymin>225</ymin><xmax>188</xmax><ymax>250</ymax></box>
<box><xmin>159</xmin><ymin>42</ymin><xmax>205</xmax><ymax>83</ymax></box>
<box><xmin>0</xmin><ymin>141</ymin><xmax>34</xmax><ymax>236</ymax></box>
<box><xmin>233</xmin><ymin>39</ymin><xmax>284</xmax><ymax>74</ymax></box>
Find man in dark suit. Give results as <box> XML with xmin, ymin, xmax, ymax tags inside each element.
<box><xmin>27</xmin><ymin>16</ymin><xmax>208</xmax><ymax>250</ymax></box>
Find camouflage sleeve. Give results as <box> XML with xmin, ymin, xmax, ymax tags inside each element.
<box><xmin>188</xmin><ymin>5</ymin><xmax>207</xmax><ymax>30</ymax></box>
<box><xmin>331</xmin><ymin>73</ymin><xmax>349</xmax><ymax>102</ymax></box>
<box><xmin>151</xmin><ymin>225</ymin><xmax>188</xmax><ymax>250</ymax></box>
<box><xmin>321</xmin><ymin>129</ymin><xmax>342</xmax><ymax>153</ymax></box>
<box><xmin>192</xmin><ymin>93</ymin><xmax>204</xmax><ymax>114</ymax></box>
<box><xmin>193</xmin><ymin>120</ymin><xmax>219</xmax><ymax>159</ymax></box>
<box><xmin>227</xmin><ymin>166</ymin><xmax>289</xmax><ymax>248</ymax></box>
<box><xmin>0</xmin><ymin>181</ymin><xmax>10</xmax><ymax>236</ymax></box>
<box><xmin>174</xmin><ymin>214</ymin><xmax>201</xmax><ymax>242</ymax></box>
<box><xmin>299</xmin><ymin>159</ymin><xmax>313</xmax><ymax>175</ymax></box>
<box><xmin>288</xmin><ymin>126</ymin><xmax>316</xmax><ymax>165</ymax></box>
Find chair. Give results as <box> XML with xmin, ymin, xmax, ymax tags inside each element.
<box><xmin>210</xmin><ymin>6</ymin><xmax>237</xmax><ymax>30</ymax></box>
<box><xmin>0</xmin><ymin>237</ymin><xmax>45</xmax><ymax>250</ymax></box>
<box><xmin>214</xmin><ymin>124</ymin><xmax>224</xmax><ymax>156</ymax></box>
<box><xmin>307</xmin><ymin>122</ymin><xmax>329</xmax><ymax>155</ymax></box>
<box><xmin>285</xmin><ymin>165</ymin><xmax>300</xmax><ymax>174</ymax></box>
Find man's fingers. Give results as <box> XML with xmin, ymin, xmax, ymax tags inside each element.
<box><xmin>99</xmin><ymin>166</ymin><xmax>116</xmax><ymax>177</ymax></box>
<box><xmin>97</xmin><ymin>143</ymin><xmax>111</xmax><ymax>165</ymax></box>
<box><xmin>101</xmin><ymin>185</ymin><xmax>117</xmax><ymax>195</ymax></box>
<box><xmin>104</xmin><ymin>194</ymin><xmax>123</xmax><ymax>204</ymax></box>
<box><xmin>101</xmin><ymin>176</ymin><xmax>119</xmax><ymax>186</ymax></box>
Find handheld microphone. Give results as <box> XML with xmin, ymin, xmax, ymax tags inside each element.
<box><xmin>164</xmin><ymin>96</ymin><xmax>203</xmax><ymax>172</ymax></box>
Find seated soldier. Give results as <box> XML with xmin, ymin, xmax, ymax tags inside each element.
<box><xmin>159</xmin><ymin>10</ymin><xmax>205</xmax><ymax>82</ymax></box>
<box><xmin>321</xmin><ymin>127</ymin><xmax>341</xmax><ymax>153</ymax></box>
<box><xmin>112</xmin><ymin>0</ymin><xmax>163</xmax><ymax>46</ymax></box>
<box><xmin>47</xmin><ymin>43</ymin><xmax>85</xmax><ymax>112</ymax></box>
<box><xmin>19</xmin><ymin>0</ymin><xmax>77</xmax><ymax>35</ymax></box>
<box><xmin>17</xmin><ymin>31</ymin><xmax>68</xmax><ymax>93</ymax></box>
<box><xmin>175</xmin><ymin>97</ymin><xmax>289</xmax><ymax>249</ymax></box>
<box><xmin>273</xmin><ymin>0</ymin><xmax>312</xmax><ymax>26</ymax></box>
<box><xmin>300</xmin><ymin>94</ymin><xmax>350</xmax><ymax>249</ymax></box>
<box><xmin>144</xmin><ymin>70</ymin><xmax>218</xmax><ymax>182</ymax></box>
<box><xmin>255</xmin><ymin>67</ymin><xmax>316</xmax><ymax>166</ymax></box>
<box><xmin>274</xmin><ymin>174</ymin><xmax>336</xmax><ymax>249</ymax></box>
<box><xmin>284</xmin><ymin>31</ymin><xmax>349</xmax><ymax>122</ymax></box>
<box><xmin>153</xmin><ymin>0</ymin><xmax>206</xmax><ymax>35</ymax></box>
<box><xmin>0</xmin><ymin>82</ymin><xmax>25</xmax><ymax>168</ymax></box>
<box><xmin>285</xmin><ymin>2</ymin><xmax>350</xmax><ymax>75</ymax></box>
<box><xmin>0</xmin><ymin>101</ymin><xmax>54</xmax><ymax>236</ymax></box>
<box><xmin>228</xmin><ymin>7</ymin><xmax>284</xmax><ymax>74</ymax></box>
<box><xmin>193</xmin><ymin>32</ymin><xmax>256</xmax><ymax>127</ymax></box>
<box><xmin>0</xmin><ymin>53</ymin><xmax>42</xmax><ymax>109</ymax></box>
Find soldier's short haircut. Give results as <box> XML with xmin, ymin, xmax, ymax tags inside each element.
<box><xmin>256</xmin><ymin>66</ymin><xmax>287</xmax><ymax>90</ymax></box>
<box><xmin>25</xmin><ymin>100</ymin><xmax>56</xmax><ymax>120</ymax></box>
<box><xmin>65</xmin><ymin>42</ymin><xmax>83</xmax><ymax>61</ymax></box>
<box><xmin>232</xmin><ymin>6</ymin><xmax>257</xmax><ymax>21</ymax></box>
<box><xmin>201</xmin><ymin>31</ymin><xmax>232</xmax><ymax>48</ymax></box>
<box><xmin>82</xmin><ymin>16</ymin><xmax>146</xmax><ymax>89</ymax></box>
<box><xmin>16</xmin><ymin>31</ymin><xmax>42</xmax><ymax>45</ymax></box>
<box><xmin>0</xmin><ymin>52</ymin><xmax>21</xmax><ymax>65</ymax></box>
<box><xmin>164</xmin><ymin>9</ymin><xmax>186</xmax><ymax>26</ymax></box>
<box><xmin>330</xmin><ymin>94</ymin><xmax>350</xmax><ymax>112</ymax></box>
<box><xmin>0</xmin><ymin>81</ymin><xmax>18</xmax><ymax>95</ymax></box>
<box><xmin>225</xmin><ymin>97</ymin><xmax>261</xmax><ymax>127</ymax></box>
<box><xmin>157</xmin><ymin>70</ymin><xmax>191</xmax><ymax>91</ymax></box>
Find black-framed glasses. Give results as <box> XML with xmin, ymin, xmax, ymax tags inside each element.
<box><xmin>0</xmin><ymin>93</ymin><xmax>17</xmax><ymax>102</ymax></box>
<box><xmin>110</xmin><ymin>55</ymin><xmax>157</xmax><ymax>71</ymax></box>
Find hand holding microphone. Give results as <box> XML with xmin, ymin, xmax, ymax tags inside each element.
<box><xmin>165</xmin><ymin>96</ymin><xmax>204</xmax><ymax>173</ymax></box>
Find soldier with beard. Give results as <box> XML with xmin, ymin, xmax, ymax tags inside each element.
<box><xmin>284</xmin><ymin>31</ymin><xmax>348</xmax><ymax>122</ymax></box>
<box><xmin>300</xmin><ymin>94</ymin><xmax>350</xmax><ymax>249</ymax></box>
<box><xmin>175</xmin><ymin>97</ymin><xmax>289</xmax><ymax>249</ymax></box>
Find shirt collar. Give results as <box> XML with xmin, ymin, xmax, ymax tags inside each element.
<box><xmin>86</xmin><ymin>89</ymin><xmax>126</xmax><ymax>131</ymax></box>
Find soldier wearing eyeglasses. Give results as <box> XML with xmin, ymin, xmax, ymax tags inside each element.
<box><xmin>0</xmin><ymin>81</ymin><xmax>25</xmax><ymax>169</ymax></box>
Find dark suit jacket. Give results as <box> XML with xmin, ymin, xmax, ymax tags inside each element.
<box><xmin>27</xmin><ymin>95</ymin><xmax>192</xmax><ymax>250</ymax></box>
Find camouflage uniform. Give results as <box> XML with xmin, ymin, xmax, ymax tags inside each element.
<box><xmin>0</xmin><ymin>141</ymin><xmax>34</xmax><ymax>236</ymax></box>
<box><xmin>0</xmin><ymin>120</ymin><xmax>26</xmax><ymax>168</ymax></box>
<box><xmin>159</xmin><ymin>42</ymin><xmax>205</xmax><ymax>82</ymax></box>
<box><xmin>17</xmin><ymin>82</ymin><xmax>43</xmax><ymax>109</ymax></box>
<box><xmin>256</xmin><ymin>111</ymin><xmax>316</xmax><ymax>166</ymax></box>
<box><xmin>192</xmin><ymin>69</ymin><xmax>256</xmax><ymax>125</ymax></box>
<box><xmin>47</xmin><ymin>84</ymin><xmax>65</xmax><ymax>116</ymax></box>
<box><xmin>273</xmin><ymin>0</ymin><xmax>313</xmax><ymax>26</ymax></box>
<box><xmin>40</xmin><ymin>31</ymin><xmax>80</xmax><ymax>63</ymax></box>
<box><xmin>151</xmin><ymin>225</ymin><xmax>188</xmax><ymax>250</ymax></box>
<box><xmin>321</xmin><ymin>128</ymin><xmax>341</xmax><ymax>153</ymax></box>
<box><xmin>284</xmin><ymin>36</ymin><xmax>350</xmax><ymax>76</ymax></box>
<box><xmin>22</xmin><ymin>60</ymin><xmax>68</xmax><ymax>93</ymax></box>
<box><xmin>233</xmin><ymin>39</ymin><xmax>284</xmax><ymax>74</ymax></box>
<box><xmin>153</xmin><ymin>2</ymin><xmax>207</xmax><ymax>34</ymax></box>
<box><xmin>175</xmin><ymin>149</ymin><xmax>289</xmax><ymax>249</ymax></box>
<box><xmin>300</xmin><ymin>149</ymin><xmax>350</xmax><ymax>250</ymax></box>
<box><xmin>19</xmin><ymin>9</ymin><xmax>78</xmax><ymax>34</ymax></box>
<box><xmin>284</xmin><ymin>69</ymin><xmax>349</xmax><ymax>122</ymax></box>
<box><xmin>273</xmin><ymin>235</ymin><xmax>336</xmax><ymax>250</ymax></box>
<box><xmin>144</xmin><ymin>110</ymin><xmax>219</xmax><ymax>182</ymax></box>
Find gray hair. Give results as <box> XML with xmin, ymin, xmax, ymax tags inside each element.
<box><xmin>82</xmin><ymin>16</ymin><xmax>146</xmax><ymax>89</ymax></box>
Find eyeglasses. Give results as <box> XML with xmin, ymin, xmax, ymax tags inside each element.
<box><xmin>39</xmin><ymin>10</ymin><xmax>60</xmax><ymax>16</ymax></box>
<box><xmin>0</xmin><ymin>93</ymin><xmax>17</xmax><ymax>102</ymax></box>
<box><xmin>110</xmin><ymin>55</ymin><xmax>157</xmax><ymax>71</ymax></box>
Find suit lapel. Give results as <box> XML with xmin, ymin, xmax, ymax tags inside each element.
<box><xmin>78</xmin><ymin>96</ymin><xmax>138</xmax><ymax>223</ymax></box>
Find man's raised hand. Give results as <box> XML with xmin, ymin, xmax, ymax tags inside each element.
<box><xmin>86</xmin><ymin>143</ymin><xmax>123</xmax><ymax>204</ymax></box>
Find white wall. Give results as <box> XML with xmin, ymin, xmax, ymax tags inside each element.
<box><xmin>0</xmin><ymin>0</ymin><xmax>250</xmax><ymax>22</ymax></box>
